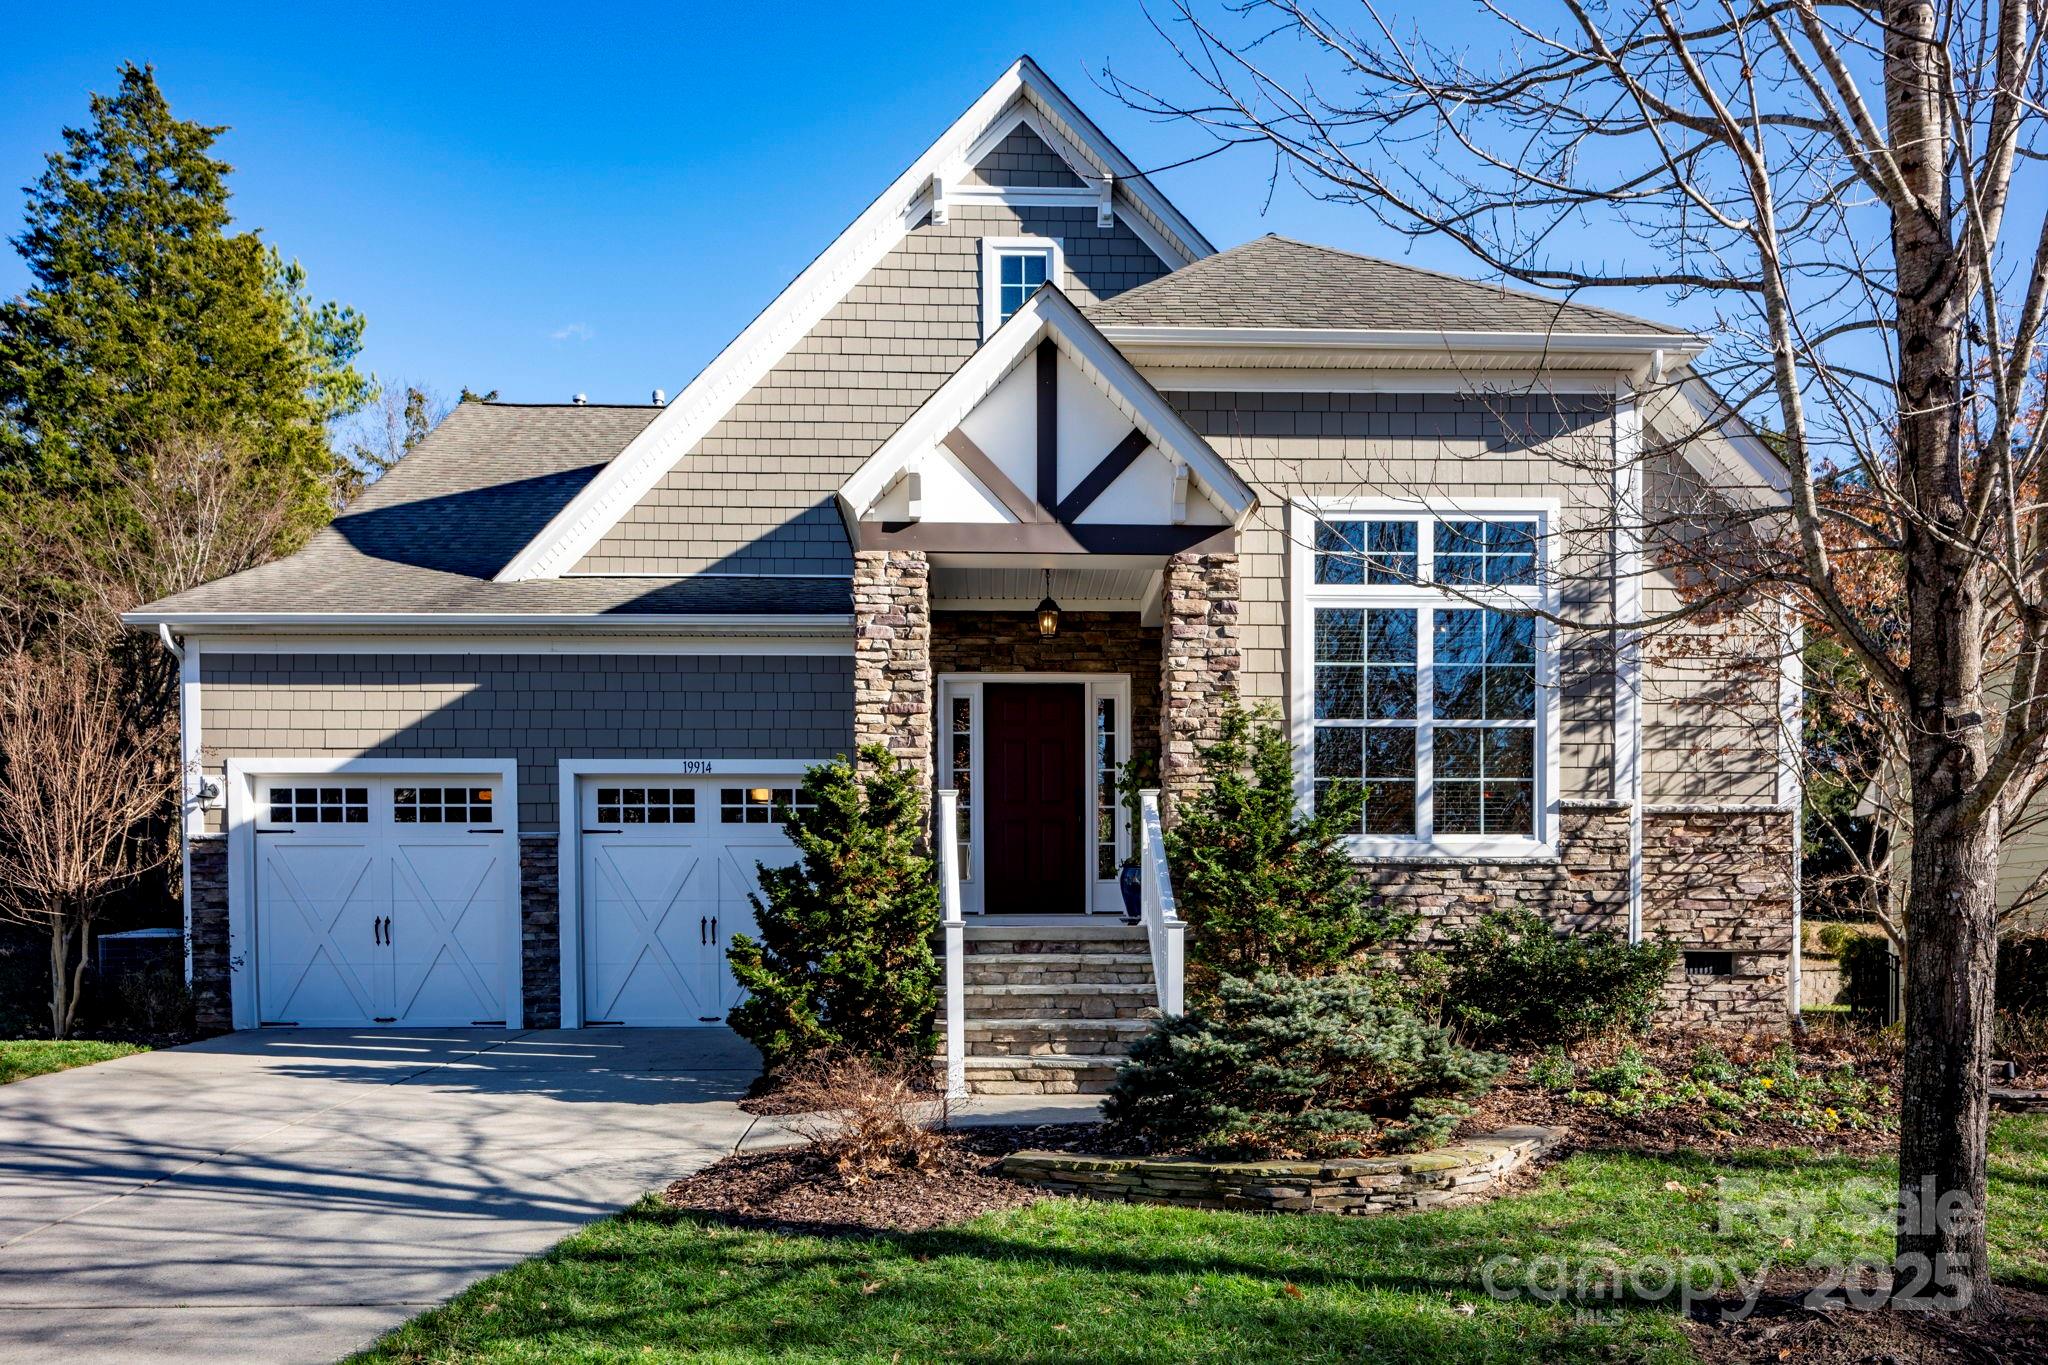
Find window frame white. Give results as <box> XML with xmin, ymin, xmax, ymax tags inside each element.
<box><xmin>978</xmin><ymin>236</ymin><xmax>1065</xmax><ymax>339</ymax></box>
<box><xmin>936</xmin><ymin>672</ymin><xmax>1130</xmax><ymax>913</ymax></box>
<box><xmin>1288</xmin><ymin>497</ymin><xmax>1563</xmax><ymax>860</ymax></box>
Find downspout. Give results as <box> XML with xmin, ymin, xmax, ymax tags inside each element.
<box><xmin>1613</xmin><ymin>383</ymin><xmax>1645</xmax><ymax>942</ymax></box>
<box><xmin>155</xmin><ymin>624</ymin><xmax>197</xmax><ymax>988</ymax></box>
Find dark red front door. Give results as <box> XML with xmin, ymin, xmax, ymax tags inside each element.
<box><xmin>982</xmin><ymin>683</ymin><xmax>1085</xmax><ymax>913</ymax></box>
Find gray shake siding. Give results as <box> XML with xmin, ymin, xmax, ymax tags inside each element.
<box><xmin>960</xmin><ymin>124</ymin><xmax>1085</xmax><ymax>188</ymax></box>
<box><xmin>573</xmin><ymin>202</ymin><xmax>1172</xmax><ymax>576</ymax></box>
<box><xmin>198</xmin><ymin>652</ymin><xmax>853</xmax><ymax>830</ymax></box>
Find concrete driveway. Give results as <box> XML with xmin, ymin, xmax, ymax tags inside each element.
<box><xmin>0</xmin><ymin>1028</ymin><xmax>769</xmax><ymax>1364</ymax></box>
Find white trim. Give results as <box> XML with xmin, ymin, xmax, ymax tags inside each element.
<box><xmin>979</xmin><ymin>236</ymin><xmax>1066</xmax><ymax>341</ymax></box>
<box><xmin>557</xmin><ymin>572</ymin><xmax>853</xmax><ymax>580</ymax></box>
<box><xmin>177</xmin><ymin>635</ymin><xmax>203</xmax><ymax>985</ymax></box>
<box><xmin>1287</xmin><ymin>496</ymin><xmax>1564</xmax><ymax>861</ymax></box>
<box><xmin>494</xmin><ymin>59</ymin><xmax>1212</xmax><ymax>584</ymax></box>
<box><xmin>175</xmin><ymin>634</ymin><xmax>853</xmax><ymax>657</ymax></box>
<box><xmin>1778</xmin><ymin>600</ymin><xmax>1805</xmax><ymax>1015</ymax></box>
<box><xmin>224</xmin><ymin>757</ymin><xmax>521</xmax><ymax>1031</ymax></box>
<box><xmin>1612</xmin><ymin>383</ymin><xmax>1646</xmax><ymax>942</ymax></box>
<box><xmin>1134</xmin><ymin>368</ymin><xmax>1639</xmax><ymax>396</ymax></box>
<box><xmin>1097</xmin><ymin>325</ymin><xmax>1708</xmax><ymax>355</ymax></box>
<box><xmin>936</xmin><ymin>673</ymin><xmax>1131</xmax><ymax>915</ymax></box>
<box><xmin>947</xmin><ymin>185</ymin><xmax>1100</xmax><ymax>210</ymax></box>
<box><xmin>837</xmin><ymin>285</ymin><xmax>1255</xmax><ymax>529</ymax></box>
<box><xmin>942</xmin><ymin>91</ymin><xmax>1208</xmax><ymax>272</ymax></box>
<box><xmin>122</xmin><ymin>611</ymin><xmax>853</xmax><ymax>635</ymax></box>
<box><xmin>555</xmin><ymin>758</ymin><xmax>824</xmax><ymax>1028</ymax></box>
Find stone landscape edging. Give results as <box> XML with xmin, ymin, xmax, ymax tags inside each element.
<box><xmin>999</xmin><ymin>1124</ymin><xmax>1564</xmax><ymax>1215</ymax></box>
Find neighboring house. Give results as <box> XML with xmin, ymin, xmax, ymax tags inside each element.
<box><xmin>128</xmin><ymin>58</ymin><xmax>1798</xmax><ymax>1092</ymax></box>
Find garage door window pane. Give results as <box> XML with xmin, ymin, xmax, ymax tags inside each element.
<box><xmin>395</xmin><ymin>786</ymin><xmax>494</xmax><ymax>825</ymax></box>
<box><xmin>267</xmin><ymin>785</ymin><xmax>368</xmax><ymax>825</ymax></box>
<box><xmin>595</xmin><ymin>786</ymin><xmax>696</xmax><ymax>826</ymax></box>
<box><xmin>722</xmin><ymin>787</ymin><xmax>813</xmax><ymax>824</ymax></box>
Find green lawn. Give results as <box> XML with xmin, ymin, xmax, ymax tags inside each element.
<box><xmin>0</xmin><ymin>1039</ymin><xmax>146</xmax><ymax>1085</ymax></box>
<box><xmin>359</xmin><ymin>1117</ymin><xmax>2048</xmax><ymax>1364</ymax></box>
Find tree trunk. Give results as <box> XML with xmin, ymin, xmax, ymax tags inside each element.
<box><xmin>1897</xmin><ymin>795</ymin><xmax>1999</xmax><ymax>1310</ymax></box>
<box><xmin>1884</xmin><ymin>0</ymin><xmax>1994</xmax><ymax>1313</ymax></box>
<box><xmin>48</xmin><ymin>918</ymin><xmax>75</xmax><ymax>1041</ymax></box>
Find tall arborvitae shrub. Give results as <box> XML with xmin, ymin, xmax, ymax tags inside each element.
<box><xmin>1166</xmin><ymin>700</ymin><xmax>1410</xmax><ymax>977</ymax></box>
<box><xmin>727</xmin><ymin>747</ymin><xmax>940</xmax><ymax>1070</ymax></box>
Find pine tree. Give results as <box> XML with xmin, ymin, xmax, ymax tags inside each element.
<box><xmin>726</xmin><ymin>748</ymin><xmax>942</xmax><ymax>1070</ymax></box>
<box><xmin>1166</xmin><ymin>699</ymin><xmax>1412</xmax><ymax>978</ymax></box>
<box><xmin>0</xmin><ymin>62</ymin><xmax>369</xmax><ymax>537</ymax></box>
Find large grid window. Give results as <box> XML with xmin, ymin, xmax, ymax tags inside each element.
<box><xmin>1302</xmin><ymin>507</ymin><xmax>1550</xmax><ymax>850</ymax></box>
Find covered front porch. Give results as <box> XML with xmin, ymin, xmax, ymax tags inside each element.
<box><xmin>832</xmin><ymin>284</ymin><xmax>1255</xmax><ymax>1090</ymax></box>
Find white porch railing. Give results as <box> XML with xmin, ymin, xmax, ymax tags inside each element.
<box><xmin>1137</xmin><ymin>788</ymin><xmax>1185</xmax><ymax>1016</ymax></box>
<box><xmin>936</xmin><ymin>788</ymin><xmax>967</xmax><ymax>1098</ymax></box>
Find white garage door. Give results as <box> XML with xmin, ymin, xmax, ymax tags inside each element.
<box><xmin>254</xmin><ymin>778</ymin><xmax>511</xmax><ymax>1027</ymax></box>
<box><xmin>578</xmin><ymin>779</ymin><xmax>805</xmax><ymax>1026</ymax></box>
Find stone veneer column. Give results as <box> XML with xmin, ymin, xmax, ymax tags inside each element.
<box><xmin>1158</xmin><ymin>551</ymin><xmax>1241</xmax><ymax>819</ymax></box>
<box><xmin>853</xmin><ymin>550</ymin><xmax>933</xmax><ymax>805</ymax></box>
<box><xmin>520</xmin><ymin>836</ymin><xmax>562</xmax><ymax>1028</ymax></box>
<box><xmin>185</xmin><ymin>835</ymin><xmax>232</xmax><ymax>1034</ymax></box>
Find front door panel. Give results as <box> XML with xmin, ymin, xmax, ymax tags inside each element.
<box><xmin>982</xmin><ymin>684</ymin><xmax>1085</xmax><ymax>913</ymax></box>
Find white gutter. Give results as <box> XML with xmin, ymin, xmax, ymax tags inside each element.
<box><xmin>1094</xmin><ymin>325</ymin><xmax>1710</xmax><ymax>356</ymax></box>
<box><xmin>121</xmin><ymin>611</ymin><xmax>855</xmax><ymax>634</ymax></box>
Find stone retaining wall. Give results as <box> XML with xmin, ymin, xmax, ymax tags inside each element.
<box><xmin>1000</xmin><ymin>1125</ymin><xmax>1561</xmax><ymax>1215</ymax></box>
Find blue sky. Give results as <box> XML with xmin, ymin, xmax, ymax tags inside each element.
<box><xmin>4</xmin><ymin>1</ymin><xmax>1694</xmax><ymax>407</ymax></box>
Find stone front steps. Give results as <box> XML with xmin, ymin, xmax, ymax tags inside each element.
<box><xmin>963</xmin><ymin>983</ymin><xmax>1158</xmax><ymax>1021</ymax></box>
<box><xmin>940</xmin><ymin>919</ymin><xmax>1160</xmax><ymax>1096</ymax></box>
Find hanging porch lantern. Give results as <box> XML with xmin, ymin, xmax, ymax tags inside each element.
<box><xmin>1035</xmin><ymin>568</ymin><xmax>1061</xmax><ymax>637</ymax></box>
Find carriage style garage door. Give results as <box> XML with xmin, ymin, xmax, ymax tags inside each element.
<box><xmin>253</xmin><ymin>777</ymin><xmax>511</xmax><ymax>1027</ymax></box>
<box><xmin>577</xmin><ymin>778</ymin><xmax>806</xmax><ymax>1026</ymax></box>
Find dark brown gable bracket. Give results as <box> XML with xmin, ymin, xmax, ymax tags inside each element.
<box><xmin>1054</xmin><ymin>428</ymin><xmax>1150</xmax><ymax>524</ymax></box>
<box><xmin>854</xmin><ymin>521</ymin><xmax>1236</xmax><ymax>555</ymax></box>
<box><xmin>1036</xmin><ymin>340</ymin><xmax>1059</xmax><ymax>509</ymax></box>
<box><xmin>942</xmin><ymin>429</ymin><xmax>1050</xmax><ymax>524</ymax></box>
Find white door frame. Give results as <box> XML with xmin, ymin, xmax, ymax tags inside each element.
<box><xmin>935</xmin><ymin>672</ymin><xmax>1131</xmax><ymax>915</ymax></box>
<box><xmin>225</xmin><ymin>757</ymin><xmax>521</xmax><ymax>1031</ymax></box>
<box><xmin>556</xmin><ymin>758</ymin><xmax>819</xmax><ymax>1028</ymax></box>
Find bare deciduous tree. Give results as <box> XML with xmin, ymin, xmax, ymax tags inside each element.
<box><xmin>1112</xmin><ymin>0</ymin><xmax>2048</xmax><ymax>1309</ymax></box>
<box><xmin>0</xmin><ymin>651</ymin><xmax>175</xmax><ymax>1038</ymax></box>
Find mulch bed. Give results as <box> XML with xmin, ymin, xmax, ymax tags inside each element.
<box><xmin>1459</xmin><ymin>1027</ymin><xmax>1905</xmax><ymax>1159</ymax></box>
<box><xmin>1686</xmin><ymin>1274</ymin><xmax>2048</xmax><ymax>1364</ymax></box>
<box><xmin>661</xmin><ymin>1124</ymin><xmax>1091</xmax><ymax>1236</ymax></box>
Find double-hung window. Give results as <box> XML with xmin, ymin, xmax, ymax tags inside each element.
<box><xmin>979</xmin><ymin>237</ymin><xmax>1063</xmax><ymax>338</ymax></box>
<box><xmin>1294</xmin><ymin>500</ymin><xmax>1558</xmax><ymax>857</ymax></box>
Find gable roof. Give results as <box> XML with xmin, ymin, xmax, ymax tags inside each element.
<box><xmin>492</xmin><ymin>56</ymin><xmax>1214</xmax><ymax>585</ymax></box>
<box><xmin>1086</xmin><ymin>234</ymin><xmax>1692</xmax><ymax>337</ymax></box>
<box><xmin>838</xmin><ymin>285</ymin><xmax>1254</xmax><ymax>534</ymax></box>
<box><xmin>126</xmin><ymin>402</ymin><xmax>852</xmax><ymax>628</ymax></box>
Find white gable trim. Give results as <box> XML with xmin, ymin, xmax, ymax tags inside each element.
<box><xmin>837</xmin><ymin>286</ymin><xmax>1253</xmax><ymax>531</ymax></box>
<box><xmin>496</xmin><ymin>58</ymin><xmax>1212</xmax><ymax>584</ymax></box>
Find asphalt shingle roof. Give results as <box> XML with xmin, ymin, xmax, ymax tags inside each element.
<box><xmin>1085</xmin><ymin>234</ymin><xmax>1691</xmax><ymax>336</ymax></box>
<box><xmin>131</xmin><ymin>402</ymin><xmax>853</xmax><ymax>620</ymax></box>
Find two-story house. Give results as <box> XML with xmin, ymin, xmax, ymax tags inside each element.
<box><xmin>129</xmin><ymin>57</ymin><xmax>1797</xmax><ymax>1093</ymax></box>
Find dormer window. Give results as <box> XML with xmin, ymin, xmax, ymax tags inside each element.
<box><xmin>979</xmin><ymin>237</ymin><xmax>1063</xmax><ymax>338</ymax></box>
